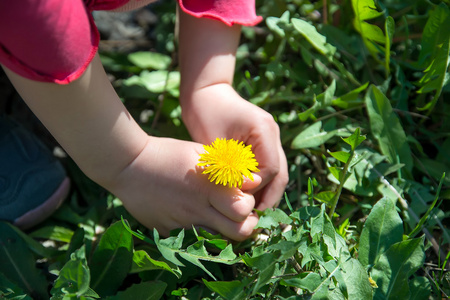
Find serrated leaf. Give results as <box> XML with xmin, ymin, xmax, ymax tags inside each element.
<box><xmin>105</xmin><ymin>281</ymin><xmax>167</xmax><ymax>300</ymax></box>
<box><xmin>154</xmin><ymin>229</ymin><xmax>185</xmax><ymax>267</ymax></box>
<box><xmin>195</xmin><ymin>227</ymin><xmax>228</xmax><ymax>250</ymax></box>
<box><xmin>217</xmin><ymin>244</ymin><xmax>237</xmax><ymax>261</ymax></box>
<box><xmin>291</xmin><ymin>18</ymin><xmax>336</xmax><ymax>58</ymax></box>
<box><xmin>128</xmin><ymin>51</ymin><xmax>171</xmax><ymax>70</ymax></box>
<box><xmin>352</xmin><ymin>0</ymin><xmax>384</xmax><ymax>21</ymax></box>
<box><xmin>203</xmin><ymin>279</ymin><xmax>251</xmax><ymax>300</ymax></box>
<box><xmin>130</xmin><ymin>250</ymin><xmax>181</xmax><ymax>278</ymax></box>
<box><xmin>242</xmin><ymin>253</ymin><xmax>277</xmax><ymax>295</ymax></box>
<box><xmin>417</xmin><ymin>3</ymin><xmax>450</xmax><ymax>68</ymax></box>
<box><xmin>255</xmin><ymin>208</ymin><xmax>292</xmax><ymax>229</ymax></box>
<box><xmin>290</xmin><ymin>206</ymin><xmax>321</xmax><ymax>222</ymax></box>
<box><xmin>352</xmin><ymin>0</ymin><xmax>386</xmax><ymax>58</ymax></box>
<box><xmin>416</xmin><ymin>37</ymin><xmax>450</xmax><ymax>113</ymax></box>
<box><xmin>310</xmin><ymin>205</ymin><xmax>337</xmax><ymax>240</ymax></box>
<box><xmin>0</xmin><ymin>223</ymin><xmax>48</xmax><ymax>299</ymax></box>
<box><xmin>267</xmin><ymin>240</ymin><xmax>303</xmax><ymax>261</ymax></box>
<box><xmin>365</xmin><ymin>85</ymin><xmax>413</xmax><ymax>173</ymax></box>
<box><xmin>372</xmin><ymin>236</ymin><xmax>426</xmax><ymax>300</ymax></box>
<box><xmin>281</xmin><ymin>272</ymin><xmax>322</xmax><ymax>292</ymax></box>
<box><xmin>179</xmin><ymin>241</ymin><xmax>216</xmax><ymax>280</ymax></box>
<box><xmin>90</xmin><ymin>221</ymin><xmax>133</xmax><ymax>296</ymax></box>
<box><xmin>359</xmin><ymin>197</ymin><xmax>403</xmax><ymax>267</ymax></box>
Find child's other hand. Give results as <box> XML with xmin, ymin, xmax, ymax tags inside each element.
<box><xmin>181</xmin><ymin>84</ymin><xmax>289</xmax><ymax>211</ymax></box>
<box><xmin>106</xmin><ymin>136</ymin><xmax>261</xmax><ymax>241</ymax></box>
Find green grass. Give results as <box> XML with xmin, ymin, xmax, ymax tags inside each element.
<box><xmin>1</xmin><ymin>0</ymin><xmax>449</xmax><ymax>299</ymax></box>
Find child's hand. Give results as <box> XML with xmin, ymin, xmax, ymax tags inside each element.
<box><xmin>178</xmin><ymin>10</ymin><xmax>288</xmax><ymax>212</ymax></box>
<box><xmin>106</xmin><ymin>136</ymin><xmax>261</xmax><ymax>241</ymax></box>
<box><xmin>181</xmin><ymin>84</ymin><xmax>289</xmax><ymax>211</ymax></box>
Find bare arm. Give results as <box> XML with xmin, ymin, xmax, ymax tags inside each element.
<box><xmin>2</xmin><ymin>54</ymin><xmax>148</xmax><ymax>187</ymax></box>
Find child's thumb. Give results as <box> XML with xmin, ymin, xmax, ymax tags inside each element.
<box><xmin>241</xmin><ymin>173</ymin><xmax>262</xmax><ymax>191</ymax></box>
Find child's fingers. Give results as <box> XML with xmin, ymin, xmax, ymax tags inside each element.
<box><xmin>208</xmin><ymin>186</ymin><xmax>256</xmax><ymax>223</ymax></box>
<box><xmin>203</xmin><ymin>207</ymin><xmax>259</xmax><ymax>241</ymax></box>
<box><xmin>241</xmin><ymin>173</ymin><xmax>262</xmax><ymax>191</ymax></box>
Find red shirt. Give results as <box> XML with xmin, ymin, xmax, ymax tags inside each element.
<box><xmin>0</xmin><ymin>0</ymin><xmax>261</xmax><ymax>84</ymax></box>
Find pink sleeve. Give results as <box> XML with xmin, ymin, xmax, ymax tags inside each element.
<box><xmin>178</xmin><ymin>0</ymin><xmax>262</xmax><ymax>26</ymax></box>
<box><xmin>0</xmin><ymin>0</ymin><xmax>98</xmax><ymax>84</ymax></box>
<box><xmin>0</xmin><ymin>0</ymin><xmax>261</xmax><ymax>85</ymax></box>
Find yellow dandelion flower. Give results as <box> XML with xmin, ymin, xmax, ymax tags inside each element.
<box><xmin>198</xmin><ymin>138</ymin><xmax>260</xmax><ymax>188</ymax></box>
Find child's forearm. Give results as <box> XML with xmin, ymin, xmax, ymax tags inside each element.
<box><xmin>178</xmin><ymin>8</ymin><xmax>241</xmax><ymax>103</ymax></box>
<box><xmin>2</xmin><ymin>54</ymin><xmax>148</xmax><ymax>187</ymax></box>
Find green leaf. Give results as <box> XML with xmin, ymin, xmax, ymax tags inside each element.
<box><xmin>0</xmin><ymin>273</ymin><xmax>33</xmax><ymax>300</ymax></box>
<box><xmin>352</xmin><ymin>0</ymin><xmax>386</xmax><ymax>57</ymax></box>
<box><xmin>266</xmin><ymin>11</ymin><xmax>290</xmax><ymax>38</ymax></box>
<box><xmin>154</xmin><ymin>229</ymin><xmax>185</xmax><ymax>267</ymax></box>
<box><xmin>365</xmin><ymin>85</ymin><xmax>413</xmax><ymax>173</ymax></box>
<box><xmin>105</xmin><ymin>281</ymin><xmax>167</xmax><ymax>300</ymax></box>
<box><xmin>332</xmin><ymin>82</ymin><xmax>369</xmax><ymax>109</ymax></box>
<box><xmin>130</xmin><ymin>250</ymin><xmax>181</xmax><ymax>278</ymax></box>
<box><xmin>29</xmin><ymin>226</ymin><xmax>74</xmax><ymax>243</ymax></box>
<box><xmin>291</xmin><ymin>18</ymin><xmax>336</xmax><ymax>58</ymax></box>
<box><xmin>291</xmin><ymin>121</ymin><xmax>348</xmax><ymax>149</ymax></box>
<box><xmin>384</xmin><ymin>16</ymin><xmax>395</xmax><ymax>77</ymax></box>
<box><xmin>122</xmin><ymin>70</ymin><xmax>180</xmax><ymax>95</ymax></box>
<box><xmin>255</xmin><ymin>208</ymin><xmax>292</xmax><ymax>229</ymax></box>
<box><xmin>310</xmin><ymin>205</ymin><xmax>337</xmax><ymax>240</ymax></box>
<box><xmin>339</xmin><ymin>258</ymin><xmax>373</xmax><ymax>299</ymax></box>
<box><xmin>217</xmin><ymin>244</ymin><xmax>238</xmax><ymax>261</ymax></box>
<box><xmin>314</xmin><ymin>191</ymin><xmax>336</xmax><ymax>206</ymax></box>
<box><xmin>51</xmin><ymin>246</ymin><xmax>94</xmax><ymax>298</ymax></box>
<box><xmin>342</xmin><ymin>128</ymin><xmax>366</xmax><ymax>151</ymax></box>
<box><xmin>328</xmin><ymin>151</ymin><xmax>351</xmax><ymax>163</ymax></box>
<box><xmin>408</xmin><ymin>173</ymin><xmax>446</xmax><ymax>239</ymax></box>
<box><xmin>3</xmin><ymin>222</ymin><xmax>60</xmax><ymax>258</ymax></box>
<box><xmin>90</xmin><ymin>221</ymin><xmax>133</xmax><ymax>296</ymax></box>
<box><xmin>328</xmin><ymin>166</ymin><xmax>344</xmax><ymax>182</ymax></box>
<box><xmin>0</xmin><ymin>223</ymin><xmax>48</xmax><ymax>299</ymax></box>
<box><xmin>416</xmin><ymin>37</ymin><xmax>450</xmax><ymax>112</ymax></box>
<box><xmin>179</xmin><ymin>241</ymin><xmax>217</xmax><ymax>280</ymax></box>
<box><xmin>127</xmin><ymin>52</ymin><xmax>171</xmax><ymax>70</ymax></box>
<box><xmin>372</xmin><ymin>236</ymin><xmax>426</xmax><ymax>300</ymax></box>
<box><xmin>359</xmin><ymin>197</ymin><xmax>403</xmax><ymax>267</ymax></box>
<box><xmin>281</xmin><ymin>272</ymin><xmax>322</xmax><ymax>292</ymax></box>
<box><xmin>409</xmin><ymin>276</ymin><xmax>431</xmax><ymax>300</ymax></box>
<box><xmin>243</xmin><ymin>253</ymin><xmax>277</xmax><ymax>295</ymax></box>
<box><xmin>417</xmin><ymin>3</ymin><xmax>450</xmax><ymax>68</ymax></box>
<box><xmin>267</xmin><ymin>240</ymin><xmax>303</xmax><ymax>261</ymax></box>
<box><xmin>352</xmin><ymin>0</ymin><xmax>384</xmax><ymax>21</ymax></box>
<box><xmin>298</xmin><ymin>80</ymin><xmax>336</xmax><ymax>121</ymax></box>
<box><xmin>203</xmin><ymin>279</ymin><xmax>251</xmax><ymax>300</ymax></box>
